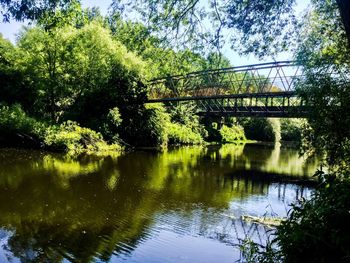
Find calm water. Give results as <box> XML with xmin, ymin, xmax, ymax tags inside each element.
<box><xmin>0</xmin><ymin>143</ymin><xmax>318</xmax><ymax>263</ymax></box>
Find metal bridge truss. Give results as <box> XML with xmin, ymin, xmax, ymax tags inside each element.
<box><xmin>146</xmin><ymin>61</ymin><xmax>309</xmax><ymax>118</ymax></box>
<box><xmin>148</xmin><ymin>91</ymin><xmax>308</xmax><ymax>118</ymax></box>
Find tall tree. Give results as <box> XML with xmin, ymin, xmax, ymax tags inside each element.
<box><xmin>0</xmin><ymin>0</ymin><xmax>77</xmax><ymax>22</ymax></box>
<box><xmin>111</xmin><ymin>0</ymin><xmax>350</xmax><ymax>57</ymax></box>
<box><xmin>336</xmin><ymin>0</ymin><xmax>350</xmax><ymax>48</ymax></box>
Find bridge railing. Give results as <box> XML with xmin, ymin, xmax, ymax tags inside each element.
<box><xmin>147</xmin><ymin>61</ymin><xmax>303</xmax><ymax>100</ymax></box>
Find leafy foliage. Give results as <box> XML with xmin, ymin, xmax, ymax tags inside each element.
<box><xmin>295</xmin><ymin>0</ymin><xmax>350</xmax><ymax>171</ymax></box>
<box><xmin>121</xmin><ymin>104</ymin><xmax>169</xmax><ymax>147</ymax></box>
<box><xmin>1</xmin><ymin>18</ymin><xmax>229</xmax><ymax>148</ymax></box>
<box><xmin>0</xmin><ymin>0</ymin><xmax>77</xmax><ymax>22</ymax></box>
<box><xmin>0</xmin><ymin>103</ymin><xmax>45</xmax><ymax>141</ymax></box>
<box><xmin>108</xmin><ymin>15</ymin><xmax>233</xmax><ymax>79</ymax></box>
<box><xmin>101</xmin><ymin>107</ymin><xmax>123</xmax><ymax>143</ymax></box>
<box><xmin>239</xmin><ymin>118</ymin><xmax>280</xmax><ymax>142</ymax></box>
<box><xmin>277</xmin><ymin>172</ymin><xmax>350</xmax><ymax>263</ymax></box>
<box><xmin>167</xmin><ymin>122</ymin><xmax>203</xmax><ymax>145</ymax></box>
<box><xmin>9</xmin><ymin>22</ymin><xmax>147</xmax><ymax>127</ymax></box>
<box><xmin>250</xmin><ymin>1</ymin><xmax>350</xmax><ymax>262</ymax></box>
<box><xmin>0</xmin><ymin>104</ymin><xmax>120</xmax><ymax>154</ymax></box>
<box><xmin>168</xmin><ymin>102</ymin><xmax>207</xmax><ymax>138</ymax></box>
<box><xmin>219</xmin><ymin>125</ymin><xmax>246</xmax><ymax>143</ymax></box>
<box><xmin>112</xmin><ymin>0</ymin><xmax>298</xmax><ymax>57</ymax></box>
<box><xmin>1</xmin><ymin>1</ymin><xmax>253</xmax><ymax>150</ymax></box>
<box><xmin>226</xmin><ymin>0</ymin><xmax>298</xmax><ymax>57</ymax></box>
<box><xmin>0</xmin><ymin>35</ymin><xmax>33</xmax><ymax>109</ymax></box>
<box><xmin>280</xmin><ymin>118</ymin><xmax>303</xmax><ymax>142</ymax></box>
<box><xmin>44</xmin><ymin>121</ymin><xmax>121</xmax><ymax>154</ymax></box>
<box><xmin>239</xmin><ymin>238</ymin><xmax>281</xmax><ymax>263</ymax></box>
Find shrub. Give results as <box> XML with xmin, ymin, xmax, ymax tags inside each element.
<box><xmin>167</xmin><ymin>122</ymin><xmax>203</xmax><ymax>145</ymax></box>
<box><xmin>101</xmin><ymin>107</ymin><xmax>123</xmax><ymax>143</ymax></box>
<box><xmin>204</xmin><ymin>122</ymin><xmax>222</xmax><ymax>142</ymax></box>
<box><xmin>0</xmin><ymin>104</ymin><xmax>120</xmax><ymax>154</ymax></box>
<box><xmin>44</xmin><ymin>121</ymin><xmax>121</xmax><ymax>154</ymax></box>
<box><xmin>121</xmin><ymin>104</ymin><xmax>169</xmax><ymax>147</ymax></box>
<box><xmin>280</xmin><ymin>118</ymin><xmax>303</xmax><ymax>142</ymax></box>
<box><xmin>0</xmin><ymin>103</ymin><xmax>46</xmax><ymax>147</ymax></box>
<box><xmin>239</xmin><ymin>118</ymin><xmax>281</xmax><ymax>142</ymax></box>
<box><xmin>168</xmin><ymin>102</ymin><xmax>207</xmax><ymax>138</ymax></box>
<box><xmin>219</xmin><ymin>125</ymin><xmax>246</xmax><ymax>143</ymax></box>
<box><xmin>107</xmin><ymin>107</ymin><xmax>123</xmax><ymax>128</ymax></box>
<box><xmin>276</xmin><ymin>173</ymin><xmax>350</xmax><ymax>263</ymax></box>
<box><xmin>0</xmin><ymin>103</ymin><xmax>45</xmax><ymax>136</ymax></box>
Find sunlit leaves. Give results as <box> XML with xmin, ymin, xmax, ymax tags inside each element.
<box><xmin>13</xmin><ymin>22</ymin><xmax>147</xmax><ymax>122</ymax></box>
<box><xmin>111</xmin><ymin>0</ymin><xmax>301</xmax><ymax>58</ymax></box>
<box><xmin>295</xmin><ymin>0</ymin><xmax>350</xmax><ymax>172</ymax></box>
<box><xmin>226</xmin><ymin>0</ymin><xmax>298</xmax><ymax>57</ymax></box>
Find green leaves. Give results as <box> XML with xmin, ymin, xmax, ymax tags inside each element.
<box><xmin>0</xmin><ymin>0</ymin><xmax>77</xmax><ymax>22</ymax></box>
<box><xmin>276</xmin><ymin>176</ymin><xmax>350</xmax><ymax>262</ymax></box>
<box><xmin>294</xmin><ymin>1</ymin><xmax>350</xmax><ymax>172</ymax></box>
<box><xmin>112</xmin><ymin>0</ymin><xmax>299</xmax><ymax>58</ymax></box>
<box><xmin>226</xmin><ymin>0</ymin><xmax>298</xmax><ymax>57</ymax></box>
<box><xmin>11</xmin><ymin>22</ymin><xmax>147</xmax><ymax>124</ymax></box>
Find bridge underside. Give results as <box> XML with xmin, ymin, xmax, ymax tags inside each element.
<box><xmin>147</xmin><ymin>92</ymin><xmax>309</xmax><ymax>118</ymax></box>
<box><xmin>196</xmin><ymin>106</ymin><xmax>308</xmax><ymax>118</ymax></box>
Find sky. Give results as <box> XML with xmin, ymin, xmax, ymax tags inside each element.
<box><xmin>0</xmin><ymin>0</ymin><xmax>310</xmax><ymax>67</ymax></box>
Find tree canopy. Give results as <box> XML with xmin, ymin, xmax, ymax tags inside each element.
<box><xmin>0</xmin><ymin>0</ymin><xmax>76</xmax><ymax>22</ymax></box>
<box><xmin>111</xmin><ymin>0</ymin><xmax>350</xmax><ymax>57</ymax></box>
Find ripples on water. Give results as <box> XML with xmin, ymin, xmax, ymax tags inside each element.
<box><xmin>0</xmin><ymin>143</ymin><xmax>318</xmax><ymax>262</ymax></box>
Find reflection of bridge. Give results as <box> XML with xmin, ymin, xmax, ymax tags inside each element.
<box><xmin>146</xmin><ymin>61</ymin><xmax>311</xmax><ymax>118</ymax></box>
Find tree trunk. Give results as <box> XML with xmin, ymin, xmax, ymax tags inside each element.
<box><xmin>336</xmin><ymin>0</ymin><xmax>350</xmax><ymax>48</ymax></box>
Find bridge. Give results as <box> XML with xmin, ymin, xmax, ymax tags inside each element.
<box><xmin>146</xmin><ymin>61</ymin><xmax>310</xmax><ymax>118</ymax></box>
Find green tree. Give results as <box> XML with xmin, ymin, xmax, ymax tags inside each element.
<box><xmin>111</xmin><ymin>0</ymin><xmax>298</xmax><ymax>57</ymax></box>
<box><xmin>295</xmin><ymin>0</ymin><xmax>350</xmax><ymax>170</ymax></box>
<box><xmin>0</xmin><ymin>0</ymin><xmax>79</xmax><ymax>22</ymax></box>
<box><xmin>15</xmin><ymin>22</ymin><xmax>147</xmax><ymax>125</ymax></box>
<box><xmin>17</xmin><ymin>26</ymin><xmax>74</xmax><ymax>121</ymax></box>
<box><xmin>0</xmin><ymin>34</ymin><xmax>32</xmax><ymax>107</ymax></box>
<box><xmin>239</xmin><ymin>118</ymin><xmax>281</xmax><ymax>142</ymax></box>
<box><xmin>258</xmin><ymin>1</ymin><xmax>350</xmax><ymax>262</ymax></box>
<box><xmin>111</xmin><ymin>0</ymin><xmax>350</xmax><ymax>57</ymax></box>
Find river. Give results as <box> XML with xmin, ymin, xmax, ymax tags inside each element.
<box><xmin>0</xmin><ymin>143</ymin><xmax>319</xmax><ymax>262</ymax></box>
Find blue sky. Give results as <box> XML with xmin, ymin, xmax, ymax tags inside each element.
<box><xmin>0</xmin><ymin>0</ymin><xmax>310</xmax><ymax>66</ymax></box>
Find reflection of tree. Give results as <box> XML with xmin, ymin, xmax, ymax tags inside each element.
<box><xmin>236</xmin><ymin>143</ymin><xmax>319</xmax><ymax>177</ymax></box>
<box><xmin>0</xmin><ymin>145</ymin><xmax>318</xmax><ymax>262</ymax></box>
<box><xmin>0</xmin><ymin>153</ymin><xmax>158</xmax><ymax>262</ymax></box>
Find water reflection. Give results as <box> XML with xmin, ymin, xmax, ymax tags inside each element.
<box><xmin>0</xmin><ymin>144</ymin><xmax>318</xmax><ymax>262</ymax></box>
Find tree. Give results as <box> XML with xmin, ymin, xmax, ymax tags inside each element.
<box><xmin>111</xmin><ymin>0</ymin><xmax>350</xmax><ymax>57</ymax></box>
<box><xmin>17</xmin><ymin>26</ymin><xmax>75</xmax><ymax>121</ymax></box>
<box><xmin>0</xmin><ymin>34</ymin><xmax>32</xmax><ymax>107</ymax></box>
<box><xmin>295</xmin><ymin>0</ymin><xmax>350</xmax><ymax>171</ymax></box>
<box><xmin>111</xmin><ymin>0</ymin><xmax>298</xmax><ymax>57</ymax></box>
<box><xmin>12</xmin><ymin>22</ymin><xmax>147</xmax><ymax>124</ymax></box>
<box><xmin>265</xmin><ymin>1</ymin><xmax>350</xmax><ymax>261</ymax></box>
<box><xmin>336</xmin><ymin>0</ymin><xmax>350</xmax><ymax>48</ymax></box>
<box><xmin>0</xmin><ymin>0</ymin><xmax>77</xmax><ymax>22</ymax></box>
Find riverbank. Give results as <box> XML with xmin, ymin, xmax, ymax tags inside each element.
<box><xmin>0</xmin><ymin>103</ymin><xmax>251</xmax><ymax>155</ymax></box>
<box><xmin>1</xmin><ymin>103</ymin><xmax>303</xmax><ymax>156</ymax></box>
